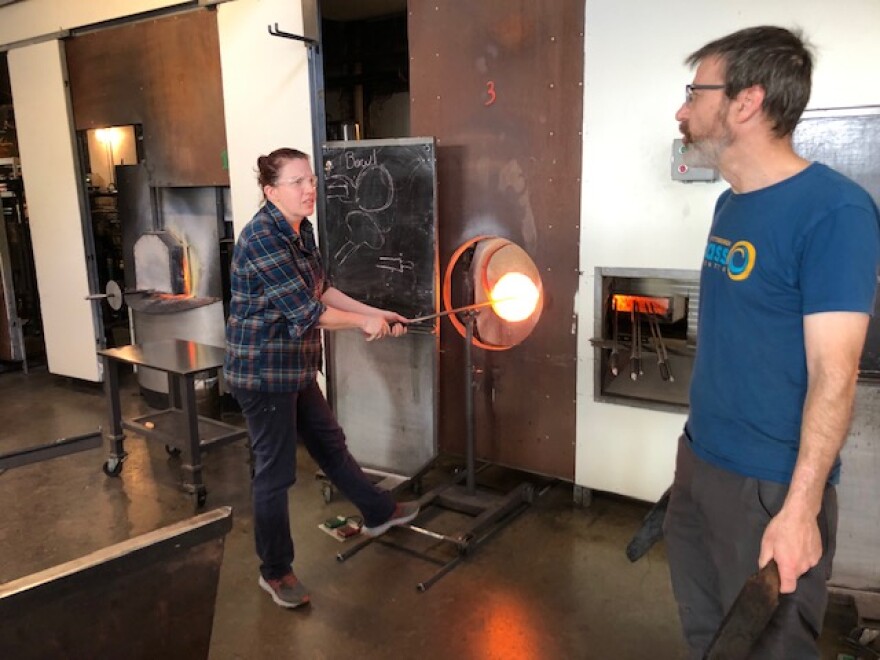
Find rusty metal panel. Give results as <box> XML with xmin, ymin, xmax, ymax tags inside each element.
<box><xmin>0</xmin><ymin>508</ymin><xmax>232</xmax><ymax>660</ymax></box>
<box><xmin>409</xmin><ymin>0</ymin><xmax>584</xmax><ymax>479</ymax></box>
<box><xmin>65</xmin><ymin>11</ymin><xmax>229</xmax><ymax>187</ymax></box>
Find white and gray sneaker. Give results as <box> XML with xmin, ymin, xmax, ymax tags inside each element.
<box><xmin>362</xmin><ymin>501</ymin><xmax>420</xmax><ymax>538</ymax></box>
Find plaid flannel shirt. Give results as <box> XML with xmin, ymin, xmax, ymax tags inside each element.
<box><xmin>224</xmin><ymin>202</ymin><xmax>326</xmax><ymax>392</ymax></box>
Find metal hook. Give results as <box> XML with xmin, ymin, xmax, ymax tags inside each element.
<box><xmin>267</xmin><ymin>23</ymin><xmax>319</xmax><ymax>49</ymax></box>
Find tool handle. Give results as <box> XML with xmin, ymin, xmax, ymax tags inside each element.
<box><xmin>659</xmin><ymin>362</ymin><xmax>670</xmax><ymax>382</ymax></box>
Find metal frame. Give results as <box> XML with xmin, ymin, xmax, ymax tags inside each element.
<box><xmin>320</xmin><ymin>136</ymin><xmax>440</xmax><ymax>479</ymax></box>
<box><xmin>592</xmin><ymin>266</ymin><xmax>700</xmax><ymax>414</ymax></box>
<box><xmin>0</xmin><ymin>430</ymin><xmax>102</xmax><ymax>471</ymax></box>
<box><xmin>337</xmin><ymin>314</ymin><xmax>536</xmax><ymax>592</ymax></box>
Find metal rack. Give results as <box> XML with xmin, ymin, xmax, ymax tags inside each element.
<box><xmin>0</xmin><ymin>156</ymin><xmax>38</xmax><ymax>370</ymax></box>
<box><xmin>98</xmin><ymin>339</ymin><xmax>248</xmax><ymax>507</ymax></box>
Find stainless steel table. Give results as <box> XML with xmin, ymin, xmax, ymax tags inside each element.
<box><xmin>98</xmin><ymin>340</ymin><xmax>247</xmax><ymax>506</ymax></box>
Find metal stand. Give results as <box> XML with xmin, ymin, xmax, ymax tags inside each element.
<box><xmin>337</xmin><ymin>311</ymin><xmax>535</xmax><ymax>591</ymax></box>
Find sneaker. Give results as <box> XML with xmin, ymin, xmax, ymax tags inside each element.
<box><xmin>362</xmin><ymin>501</ymin><xmax>420</xmax><ymax>538</ymax></box>
<box><xmin>258</xmin><ymin>573</ymin><xmax>310</xmax><ymax>609</ymax></box>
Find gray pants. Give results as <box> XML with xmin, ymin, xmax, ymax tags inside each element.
<box><xmin>663</xmin><ymin>433</ymin><xmax>837</xmax><ymax>659</ymax></box>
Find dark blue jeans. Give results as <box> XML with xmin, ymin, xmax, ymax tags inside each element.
<box><xmin>663</xmin><ymin>433</ymin><xmax>837</xmax><ymax>660</ymax></box>
<box><xmin>232</xmin><ymin>381</ymin><xmax>396</xmax><ymax>580</ymax></box>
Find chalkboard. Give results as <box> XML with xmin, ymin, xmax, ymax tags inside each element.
<box><xmin>321</xmin><ymin>138</ymin><xmax>437</xmax><ymax>321</ymax></box>
<box><xmin>793</xmin><ymin>108</ymin><xmax>880</xmax><ymax>377</ymax></box>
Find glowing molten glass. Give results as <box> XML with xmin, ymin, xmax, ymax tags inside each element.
<box><xmin>490</xmin><ymin>272</ymin><xmax>539</xmax><ymax>322</ymax></box>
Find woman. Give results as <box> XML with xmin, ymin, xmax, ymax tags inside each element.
<box><xmin>225</xmin><ymin>147</ymin><xmax>419</xmax><ymax>609</ymax></box>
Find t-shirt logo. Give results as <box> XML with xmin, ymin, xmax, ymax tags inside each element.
<box><xmin>704</xmin><ymin>236</ymin><xmax>757</xmax><ymax>281</ymax></box>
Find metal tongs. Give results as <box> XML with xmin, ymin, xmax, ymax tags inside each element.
<box><xmin>630</xmin><ymin>304</ymin><xmax>642</xmax><ymax>381</ymax></box>
<box><xmin>609</xmin><ymin>297</ymin><xmax>620</xmax><ymax>377</ymax></box>
<box><xmin>646</xmin><ymin>303</ymin><xmax>673</xmax><ymax>382</ymax></box>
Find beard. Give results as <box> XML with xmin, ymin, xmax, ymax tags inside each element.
<box><xmin>679</xmin><ymin>105</ymin><xmax>732</xmax><ymax>169</ymax></box>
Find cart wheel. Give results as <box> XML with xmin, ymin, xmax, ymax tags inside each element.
<box><xmin>411</xmin><ymin>478</ymin><xmax>423</xmax><ymax>496</ymax></box>
<box><xmin>196</xmin><ymin>488</ymin><xmax>208</xmax><ymax>508</ymax></box>
<box><xmin>165</xmin><ymin>444</ymin><xmax>182</xmax><ymax>457</ymax></box>
<box><xmin>102</xmin><ymin>458</ymin><xmax>123</xmax><ymax>477</ymax></box>
<box><xmin>523</xmin><ymin>483</ymin><xmax>536</xmax><ymax>504</ymax></box>
<box><xmin>321</xmin><ymin>483</ymin><xmax>334</xmax><ymax>504</ymax></box>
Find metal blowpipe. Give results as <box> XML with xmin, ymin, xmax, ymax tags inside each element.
<box><xmin>408</xmin><ymin>297</ymin><xmax>516</xmax><ymax>323</ymax></box>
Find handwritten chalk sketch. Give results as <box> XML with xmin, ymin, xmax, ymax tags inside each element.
<box><xmin>322</xmin><ymin>140</ymin><xmax>436</xmax><ymax>319</ymax></box>
<box><xmin>334</xmin><ymin>210</ymin><xmax>385</xmax><ymax>264</ymax></box>
<box><xmin>355</xmin><ymin>164</ymin><xmax>394</xmax><ymax>212</ymax></box>
<box><xmin>329</xmin><ymin>156</ymin><xmax>397</xmax><ymax>264</ymax></box>
<box><xmin>377</xmin><ymin>255</ymin><xmax>415</xmax><ymax>273</ymax></box>
<box><xmin>325</xmin><ymin>174</ymin><xmax>356</xmax><ymax>202</ymax></box>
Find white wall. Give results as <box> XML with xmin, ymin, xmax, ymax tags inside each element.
<box><xmin>8</xmin><ymin>40</ymin><xmax>100</xmax><ymax>380</ymax></box>
<box><xmin>216</xmin><ymin>0</ymin><xmax>313</xmax><ymax>237</ymax></box>
<box><xmin>576</xmin><ymin>0</ymin><xmax>880</xmax><ymax>501</ymax></box>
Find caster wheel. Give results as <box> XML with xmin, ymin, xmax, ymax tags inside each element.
<box><xmin>196</xmin><ymin>489</ymin><xmax>208</xmax><ymax>508</ymax></box>
<box><xmin>523</xmin><ymin>484</ymin><xmax>536</xmax><ymax>504</ymax></box>
<box><xmin>165</xmin><ymin>444</ymin><xmax>182</xmax><ymax>457</ymax></box>
<box><xmin>411</xmin><ymin>478</ymin><xmax>423</xmax><ymax>496</ymax></box>
<box><xmin>321</xmin><ymin>483</ymin><xmax>333</xmax><ymax>504</ymax></box>
<box><xmin>103</xmin><ymin>458</ymin><xmax>123</xmax><ymax>477</ymax></box>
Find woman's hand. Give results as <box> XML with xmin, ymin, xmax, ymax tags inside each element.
<box><xmin>360</xmin><ymin>310</ymin><xmax>409</xmax><ymax>340</ymax></box>
<box><xmin>360</xmin><ymin>315</ymin><xmax>390</xmax><ymax>341</ymax></box>
<box><xmin>378</xmin><ymin>309</ymin><xmax>409</xmax><ymax>338</ymax></box>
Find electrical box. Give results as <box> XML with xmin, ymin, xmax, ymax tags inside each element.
<box><xmin>670</xmin><ymin>139</ymin><xmax>718</xmax><ymax>182</ymax></box>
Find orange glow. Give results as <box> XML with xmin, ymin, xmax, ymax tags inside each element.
<box><xmin>490</xmin><ymin>272</ymin><xmax>539</xmax><ymax>322</ymax></box>
<box><xmin>95</xmin><ymin>127</ymin><xmax>120</xmax><ymax>147</ymax></box>
<box><xmin>474</xmin><ymin>591</ymin><xmax>548</xmax><ymax>660</ymax></box>
<box><xmin>612</xmin><ymin>294</ymin><xmax>669</xmax><ymax>315</ymax></box>
<box><xmin>182</xmin><ymin>248</ymin><xmax>193</xmax><ymax>296</ymax></box>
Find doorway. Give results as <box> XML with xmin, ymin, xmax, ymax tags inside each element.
<box><xmin>76</xmin><ymin>124</ymin><xmax>144</xmax><ymax>348</ymax></box>
<box><xmin>321</xmin><ymin>0</ymin><xmax>409</xmax><ymax>140</ymax></box>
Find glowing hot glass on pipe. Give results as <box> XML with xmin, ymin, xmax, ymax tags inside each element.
<box><xmin>409</xmin><ymin>272</ymin><xmax>539</xmax><ymax>323</ymax></box>
<box><xmin>489</xmin><ymin>271</ymin><xmax>540</xmax><ymax>322</ymax></box>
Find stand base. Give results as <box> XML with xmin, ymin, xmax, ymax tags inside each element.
<box><xmin>337</xmin><ymin>473</ymin><xmax>535</xmax><ymax>592</ymax></box>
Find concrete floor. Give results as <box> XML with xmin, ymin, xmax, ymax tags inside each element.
<box><xmin>0</xmin><ymin>366</ymin><xmax>867</xmax><ymax>659</ymax></box>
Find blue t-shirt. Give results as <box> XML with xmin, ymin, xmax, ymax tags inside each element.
<box><xmin>686</xmin><ymin>162</ymin><xmax>880</xmax><ymax>484</ymax></box>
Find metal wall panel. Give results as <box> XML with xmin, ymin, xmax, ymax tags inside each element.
<box><xmin>832</xmin><ymin>384</ymin><xmax>880</xmax><ymax>590</ymax></box>
<box><xmin>330</xmin><ymin>330</ymin><xmax>437</xmax><ymax>478</ymax></box>
<box><xmin>65</xmin><ymin>10</ymin><xmax>229</xmax><ymax>187</ymax></box>
<box><xmin>409</xmin><ymin>0</ymin><xmax>584</xmax><ymax>479</ymax></box>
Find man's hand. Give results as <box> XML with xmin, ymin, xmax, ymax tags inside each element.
<box><xmin>758</xmin><ymin>506</ymin><xmax>822</xmax><ymax>593</ymax></box>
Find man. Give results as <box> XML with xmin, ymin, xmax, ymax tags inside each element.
<box><xmin>663</xmin><ymin>26</ymin><xmax>880</xmax><ymax>658</ymax></box>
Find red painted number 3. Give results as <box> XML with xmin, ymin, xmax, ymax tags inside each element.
<box><xmin>485</xmin><ymin>81</ymin><xmax>496</xmax><ymax>106</ymax></box>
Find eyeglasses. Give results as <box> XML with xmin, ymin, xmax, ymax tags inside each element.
<box><xmin>277</xmin><ymin>175</ymin><xmax>318</xmax><ymax>189</ymax></box>
<box><xmin>685</xmin><ymin>83</ymin><xmax>725</xmax><ymax>104</ymax></box>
